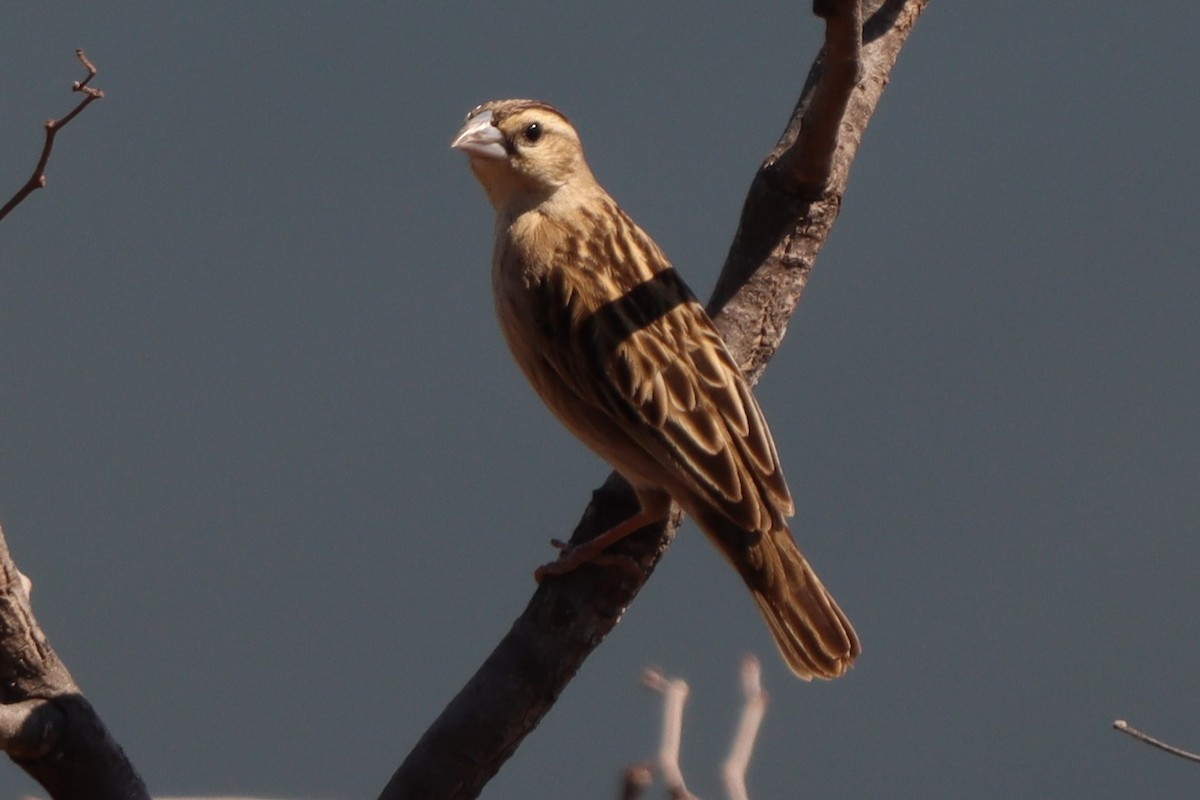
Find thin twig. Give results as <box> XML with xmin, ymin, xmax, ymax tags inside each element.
<box><xmin>722</xmin><ymin>656</ymin><xmax>769</xmax><ymax>800</ymax></box>
<box><xmin>1113</xmin><ymin>720</ymin><xmax>1200</xmax><ymax>764</ymax></box>
<box><xmin>0</xmin><ymin>49</ymin><xmax>105</xmax><ymax>222</ymax></box>
<box><xmin>644</xmin><ymin>669</ymin><xmax>699</xmax><ymax>800</ymax></box>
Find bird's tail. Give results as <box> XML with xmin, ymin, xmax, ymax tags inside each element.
<box><xmin>702</xmin><ymin>514</ymin><xmax>860</xmax><ymax>680</ymax></box>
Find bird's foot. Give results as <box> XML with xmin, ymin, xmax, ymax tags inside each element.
<box><xmin>534</xmin><ymin>538</ymin><xmax>641</xmax><ymax>582</ymax></box>
<box><xmin>532</xmin><ymin>509</ymin><xmax>666</xmax><ymax>582</ymax></box>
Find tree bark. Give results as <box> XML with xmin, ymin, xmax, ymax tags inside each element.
<box><xmin>0</xmin><ymin>526</ymin><xmax>150</xmax><ymax>799</ymax></box>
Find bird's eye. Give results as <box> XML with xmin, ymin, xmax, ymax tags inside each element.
<box><xmin>523</xmin><ymin>122</ymin><xmax>543</xmax><ymax>143</ymax></box>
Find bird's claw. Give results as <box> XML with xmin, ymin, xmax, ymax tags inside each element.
<box><xmin>534</xmin><ymin>539</ymin><xmax>642</xmax><ymax>583</ymax></box>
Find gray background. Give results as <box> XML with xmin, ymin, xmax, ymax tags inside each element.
<box><xmin>3</xmin><ymin>3</ymin><xmax>1198</xmax><ymax>798</ymax></box>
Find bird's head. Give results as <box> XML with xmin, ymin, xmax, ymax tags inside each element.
<box><xmin>452</xmin><ymin>99</ymin><xmax>594</xmax><ymax>213</ymax></box>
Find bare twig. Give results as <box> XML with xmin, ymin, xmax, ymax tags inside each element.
<box><xmin>1113</xmin><ymin>720</ymin><xmax>1200</xmax><ymax>765</ymax></box>
<box><xmin>629</xmin><ymin>659</ymin><xmax>770</xmax><ymax>800</ymax></box>
<box><xmin>644</xmin><ymin>669</ymin><xmax>699</xmax><ymax>800</ymax></box>
<box><xmin>722</xmin><ymin>656</ymin><xmax>768</xmax><ymax>800</ymax></box>
<box><xmin>383</xmin><ymin>4</ymin><xmax>928</xmax><ymax>797</ymax></box>
<box><xmin>0</xmin><ymin>49</ymin><xmax>105</xmax><ymax>222</ymax></box>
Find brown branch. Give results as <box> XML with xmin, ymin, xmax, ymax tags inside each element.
<box><xmin>775</xmin><ymin>0</ymin><xmax>864</xmax><ymax>194</ymax></box>
<box><xmin>381</xmin><ymin>3</ymin><xmax>929</xmax><ymax>798</ymax></box>
<box><xmin>0</xmin><ymin>524</ymin><xmax>150</xmax><ymax>799</ymax></box>
<box><xmin>1113</xmin><ymin>720</ymin><xmax>1200</xmax><ymax>765</ymax></box>
<box><xmin>0</xmin><ymin>49</ymin><xmax>105</xmax><ymax>223</ymax></box>
<box><xmin>710</xmin><ymin>0</ymin><xmax>927</xmax><ymax>367</ymax></box>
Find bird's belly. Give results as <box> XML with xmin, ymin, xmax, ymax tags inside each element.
<box><xmin>494</xmin><ymin>299</ymin><xmax>668</xmax><ymax>496</ymax></box>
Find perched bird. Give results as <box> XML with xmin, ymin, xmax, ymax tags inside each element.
<box><xmin>452</xmin><ymin>99</ymin><xmax>860</xmax><ymax>679</ymax></box>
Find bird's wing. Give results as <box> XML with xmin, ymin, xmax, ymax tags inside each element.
<box><xmin>532</xmin><ymin>257</ymin><xmax>794</xmax><ymax>534</ymax></box>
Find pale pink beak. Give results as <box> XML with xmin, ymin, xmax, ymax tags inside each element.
<box><xmin>451</xmin><ymin>110</ymin><xmax>506</xmax><ymax>160</ymax></box>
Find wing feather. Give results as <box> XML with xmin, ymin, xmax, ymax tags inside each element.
<box><xmin>519</xmin><ymin>212</ymin><xmax>793</xmax><ymax>534</ymax></box>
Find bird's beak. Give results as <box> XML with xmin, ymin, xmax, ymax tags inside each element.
<box><xmin>451</xmin><ymin>111</ymin><xmax>506</xmax><ymax>160</ymax></box>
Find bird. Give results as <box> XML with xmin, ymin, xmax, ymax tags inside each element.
<box><xmin>451</xmin><ymin>99</ymin><xmax>860</xmax><ymax>680</ymax></box>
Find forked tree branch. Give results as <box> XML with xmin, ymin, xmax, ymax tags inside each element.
<box><xmin>0</xmin><ymin>49</ymin><xmax>105</xmax><ymax>222</ymax></box>
<box><xmin>383</xmin><ymin>2</ymin><xmax>929</xmax><ymax>798</ymax></box>
<box><xmin>628</xmin><ymin>657</ymin><xmax>769</xmax><ymax>800</ymax></box>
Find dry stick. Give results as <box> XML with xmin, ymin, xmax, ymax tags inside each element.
<box><xmin>627</xmin><ymin>660</ymin><xmax>767</xmax><ymax>800</ymax></box>
<box><xmin>1113</xmin><ymin>720</ymin><xmax>1200</xmax><ymax>765</ymax></box>
<box><xmin>722</xmin><ymin>656</ymin><xmax>768</xmax><ymax>800</ymax></box>
<box><xmin>0</xmin><ymin>49</ymin><xmax>105</xmax><ymax>223</ymax></box>
<box><xmin>644</xmin><ymin>669</ymin><xmax>698</xmax><ymax>800</ymax></box>
<box><xmin>381</xmin><ymin>3</ymin><xmax>928</xmax><ymax>798</ymax></box>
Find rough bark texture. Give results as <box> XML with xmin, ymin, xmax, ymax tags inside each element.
<box><xmin>0</xmin><ymin>527</ymin><xmax>150</xmax><ymax>799</ymax></box>
<box><xmin>383</xmin><ymin>2</ymin><xmax>929</xmax><ymax>798</ymax></box>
